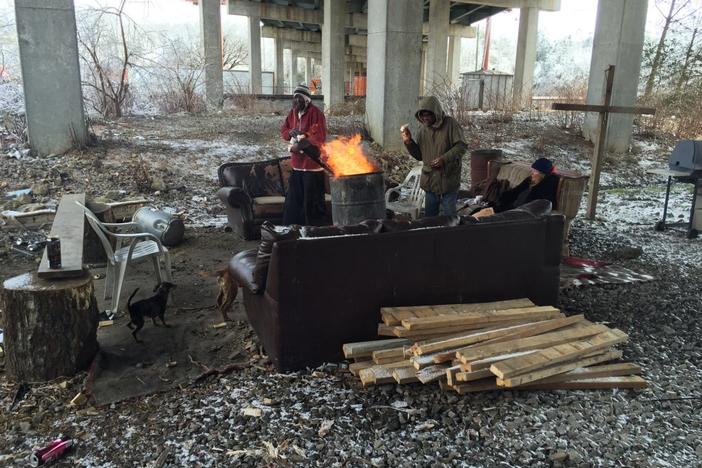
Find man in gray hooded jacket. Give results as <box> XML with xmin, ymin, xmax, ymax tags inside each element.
<box><xmin>401</xmin><ymin>96</ymin><xmax>468</xmax><ymax>216</ymax></box>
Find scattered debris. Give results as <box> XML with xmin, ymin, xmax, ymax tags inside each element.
<box><xmin>242</xmin><ymin>407</ymin><xmax>262</xmax><ymax>418</ymax></box>
<box><xmin>69</xmin><ymin>392</ymin><xmax>87</xmax><ymax>407</ymax></box>
<box><xmin>318</xmin><ymin>419</ymin><xmax>334</xmax><ymax>438</ymax></box>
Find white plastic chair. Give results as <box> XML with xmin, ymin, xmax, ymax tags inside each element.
<box><xmin>385</xmin><ymin>166</ymin><xmax>425</xmax><ymax>219</ymax></box>
<box><xmin>77</xmin><ymin>201</ymin><xmax>172</xmax><ymax>315</ymax></box>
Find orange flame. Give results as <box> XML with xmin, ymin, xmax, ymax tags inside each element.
<box><xmin>322</xmin><ymin>134</ymin><xmax>378</xmax><ymax>177</ymax></box>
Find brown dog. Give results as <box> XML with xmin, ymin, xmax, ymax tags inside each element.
<box><xmin>216</xmin><ymin>267</ymin><xmax>237</xmax><ymax>321</ymax></box>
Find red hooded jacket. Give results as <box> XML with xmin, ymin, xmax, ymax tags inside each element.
<box><xmin>280</xmin><ymin>103</ymin><xmax>327</xmax><ymax>171</ymax></box>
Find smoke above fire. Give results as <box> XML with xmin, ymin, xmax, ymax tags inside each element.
<box><xmin>322</xmin><ymin>134</ymin><xmax>379</xmax><ymax>177</ymax></box>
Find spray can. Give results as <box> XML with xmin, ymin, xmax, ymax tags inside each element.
<box><xmin>30</xmin><ymin>437</ymin><xmax>74</xmax><ymax>466</ymax></box>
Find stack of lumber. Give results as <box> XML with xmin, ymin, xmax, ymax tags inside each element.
<box><xmin>342</xmin><ymin>299</ymin><xmax>646</xmax><ymax>393</ymax></box>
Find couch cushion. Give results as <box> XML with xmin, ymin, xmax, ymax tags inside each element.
<box><xmin>253</xmin><ymin>196</ymin><xmax>286</xmax><ymax>217</ymax></box>
<box><xmin>229</xmin><ymin>249</ymin><xmax>260</xmax><ymax>294</ymax></box>
<box><xmin>253</xmin><ymin>221</ymin><xmax>301</xmax><ymax>291</ymax></box>
<box><xmin>476</xmin><ymin>200</ymin><xmax>551</xmax><ymax>224</ymax></box>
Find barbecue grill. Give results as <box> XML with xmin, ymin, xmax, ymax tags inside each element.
<box><xmin>649</xmin><ymin>140</ymin><xmax>702</xmax><ymax>239</ymax></box>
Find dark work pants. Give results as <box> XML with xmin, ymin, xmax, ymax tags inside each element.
<box><xmin>283</xmin><ymin>170</ymin><xmax>326</xmax><ymax>226</ymax></box>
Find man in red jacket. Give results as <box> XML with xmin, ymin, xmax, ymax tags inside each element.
<box><xmin>280</xmin><ymin>84</ymin><xmax>328</xmax><ymax>225</ymax></box>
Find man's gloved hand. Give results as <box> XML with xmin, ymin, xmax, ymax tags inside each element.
<box><xmin>289</xmin><ymin>129</ymin><xmax>304</xmax><ymax>139</ymax></box>
<box><xmin>290</xmin><ymin>138</ymin><xmax>321</xmax><ymax>162</ymax></box>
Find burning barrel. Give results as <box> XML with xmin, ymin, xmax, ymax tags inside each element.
<box><xmin>330</xmin><ymin>172</ymin><xmax>386</xmax><ymax>225</ymax></box>
<box><xmin>323</xmin><ymin>134</ymin><xmax>386</xmax><ymax>226</ymax></box>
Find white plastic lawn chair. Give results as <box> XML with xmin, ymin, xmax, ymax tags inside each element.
<box><xmin>77</xmin><ymin>201</ymin><xmax>172</xmax><ymax>315</ymax></box>
<box><xmin>385</xmin><ymin>166</ymin><xmax>425</xmax><ymax>219</ymax></box>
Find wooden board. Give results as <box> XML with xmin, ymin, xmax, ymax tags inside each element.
<box><xmin>517</xmin><ymin>375</ymin><xmax>647</xmax><ymax>390</ymax></box>
<box><xmin>372</xmin><ymin>347</ymin><xmax>406</xmax><ymax>364</ymax></box>
<box><xmin>380</xmin><ymin>298</ymin><xmax>535</xmax><ymax>326</ymax></box>
<box><xmin>416</xmin><ymin>365</ymin><xmax>450</xmax><ymax>384</ymax></box>
<box><xmin>513</xmin><ymin>363</ymin><xmax>641</xmax><ymax>386</ymax></box>
<box><xmin>463</xmin><ymin>350</ymin><xmax>540</xmax><ymax>372</ymax></box>
<box><xmin>349</xmin><ymin>361</ymin><xmax>374</xmax><ymax>376</ymax></box>
<box><xmin>413</xmin><ymin>314</ymin><xmax>580</xmax><ymax>356</ymax></box>
<box><xmin>455</xmin><ymin>368</ymin><xmax>494</xmax><ymax>382</ymax></box>
<box><xmin>38</xmin><ymin>194</ymin><xmax>86</xmax><ymax>279</ymax></box>
<box><xmin>392</xmin><ymin>366</ymin><xmax>419</xmax><ymax>384</ymax></box>
<box><xmin>491</xmin><ymin>329</ymin><xmax>628</xmax><ymax>380</ymax></box>
<box><xmin>456</xmin><ymin>324</ymin><xmax>609</xmax><ymax>364</ymax></box>
<box><xmin>401</xmin><ymin>306</ymin><xmax>562</xmax><ymax>331</ymax></box>
<box><xmin>495</xmin><ymin>350</ymin><xmax>624</xmax><ymax>387</ymax></box>
<box><xmin>342</xmin><ymin>338</ymin><xmax>410</xmax><ymax>359</ymax></box>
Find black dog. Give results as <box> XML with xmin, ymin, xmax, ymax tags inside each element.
<box><xmin>126</xmin><ymin>282</ymin><xmax>176</xmax><ymax>343</ymax></box>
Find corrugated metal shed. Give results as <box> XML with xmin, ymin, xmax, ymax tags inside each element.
<box><xmin>460</xmin><ymin>69</ymin><xmax>513</xmax><ymax>111</ymax></box>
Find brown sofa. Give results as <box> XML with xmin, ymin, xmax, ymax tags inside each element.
<box><xmin>217</xmin><ymin>157</ymin><xmax>332</xmax><ymax>240</ymax></box>
<box><xmin>229</xmin><ymin>205</ymin><xmax>564</xmax><ymax>371</ymax></box>
<box><xmin>487</xmin><ymin>160</ymin><xmax>588</xmax><ymax>255</ymax></box>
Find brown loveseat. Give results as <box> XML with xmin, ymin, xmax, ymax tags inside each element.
<box><xmin>229</xmin><ymin>204</ymin><xmax>564</xmax><ymax>371</ymax></box>
<box><xmin>487</xmin><ymin>160</ymin><xmax>588</xmax><ymax>255</ymax></box>
<box><xmin>217</xmin><ymin>157</ymin><xmax>332</xmax><ymax>240</ymax></box>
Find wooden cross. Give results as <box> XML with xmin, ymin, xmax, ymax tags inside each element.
<box><xmin>552</xmin><ymin>65</ymin><xmax>656</xmax><ymax>219</ymax></box>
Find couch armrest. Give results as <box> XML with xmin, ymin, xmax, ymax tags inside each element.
<box><xmin>217</xmin><ymin>187</ymin><xmax>254</xmax><ymax>219</ymax></box>
<box><xmin>229</xmin><ymin>249</ymin><xmax>262</xmax><ymax>294</ymax></box>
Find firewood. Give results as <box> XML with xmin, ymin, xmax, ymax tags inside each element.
<box><xmin>401</xmin><ymin>306</ymin><xmax>562</xmax><ymax>331</ymax></box>
<box><xmin>381</xmin><ymin>298</ymin><xmax>535</xmax><ymax>326</ymax></box>
<box><xmin>392</xmin><ymin>366</ymin><xmax>419</xmax><ymax>384</ymax></box>
<box><xmin>412</xmin><ymin>315</ymin><xmax>582</xmax><ymax>356</ymax></box>
<box><xmin>491</xmin><ymin>329</ymin><xmax>628</xmax><ymax>380</ymax></box>
<box><xmin>495</xmin><ymin>350</ymin><xmax>624</xmax><ymax>387</ymax></box>
<box><xmin>456</xmin><ymin>324</ymin><xmax>609</xmax><ymax>364</ymax></box>
<box><xmin>342</xmin><ymin>338</ymin><xmax>410</xmax><ymax>359</ymax></box>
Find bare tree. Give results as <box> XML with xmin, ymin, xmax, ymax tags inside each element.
<box><xmin>222</xmin><ymin>35</ymin><xmax>248</xmax><ymax>71</ymax></box>
<box><xmin>144</xmin><ymin>35</ymin><xmax>206</xmax><ymax>113</ymax></box>
<box><xmin>644</xmin><ymin>0</ymin><xmax>693</xmax><ymax>99</ymax></box>
<box><xmin>76</xmin><ymin>0</ymin><xmax>144</xmax><ymax>118</ymax></box>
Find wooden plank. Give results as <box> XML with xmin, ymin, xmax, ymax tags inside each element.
<box><xmin>455</xmin><ymin>368</ymin><xmax>494</xmax><ymax>382</ymax></box>
<box><xmin>464</xmin><ymin>350</ymin><xmax>540</xmax><ymax>372</ymax></box>
<box><xmin>413</xmin><ymin>314</ymin><xmax>579</xmax><ymax>356</ymax></box>
<box><xmin>38</xmin><ymin>193</ymin><xmax>86</xmax><ymax>279</ymax></box>
<box><xmin>496</xmin><ymin>350</ymin><xmax>624</xmax><ymax>388</ymax></box>
<box><xmin>391</xmin><ymin>324</ymin><xmax>494</xmax><ymax>338</ymax></box>
<box><xmin>445</xmin><ymin>365</ymin><xmax>461</xmax><ymax>387</ymax></box>
<box><xmin>401</xmin><ymin>306</ymin><xmax>562</xmax><ymax>331</ymax></box>
<box><xmin>349</xmin><ymin>361</ymin><xmax>374</xmax><ymax>376</ymax></box>
<box><xmin>457</xmin><ymin>324</ymin><xmax>609</xmax><ymax>364</ymax></box>
<box><xmin>392</xmin><ymin>366</ymin><xmax>419</xmax><ymax>384</ymax></box>
<box><xmin>381</xmin><ymin>298</ymin><xmax>535</xmax><ymax>326</ymax></box>
<box><xmin>587</xmin><ymin>65</ymin><xmax>614</xmax><ymax>220</ymax></box>
<box><xmin>372</xmin><ymin>347</ymin><xmax>406</xmax><ymax>364</ymax></box>
<box><xmin>514</xmin><ymin>363</ymin><xmax>641</xmax><ymax>386</ymax></box>
<box><xmin>518</xmin><ymin>375</ymin><xmax>647</xmax><ymax>390</ymax></box>
<box><xmin>416</xmin><ymin>365</ymin><xmax>450</xmax><ymax>384</ymax></box>
<box><xmin>491</xmin><ymin>329</ymin><xmax>628</xmax><ymax>380</ymax></box>
<box><xmin>342</xmin><ymin>338</ymin><xmax>410</xmax><ymax>359</ymax></box>
<box><xmin>551</xmin><ymin>103</ymin><xmax>655</xmax><ymax>115</ymax></box>
<box><xmin>452</xmin><ymin>379</ymin><xmax>500</xmax><ymax>394</ymax></box>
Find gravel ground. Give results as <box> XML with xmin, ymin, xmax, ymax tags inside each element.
<box><xmin>1</xmin><ymin>111</ymin><xmax>701</xmax><ymax>467</ymax></box>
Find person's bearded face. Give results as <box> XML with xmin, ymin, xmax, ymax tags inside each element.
<box><xmin>293</xmin><ymin>95</ymin><xmax>307</xmax><ymax>111</ymax></box>
<box><xmin>419</xmin><ymin>110</ymin><xmax>436</xmax><ymax>127</ymax></box>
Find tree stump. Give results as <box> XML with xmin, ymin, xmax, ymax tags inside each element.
<box><xmin>2</xmin><ymin>271</ymin><xmax>99</xmax><ymax>382</ymax></box>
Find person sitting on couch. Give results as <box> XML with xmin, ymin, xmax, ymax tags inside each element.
<box><xmin>495</xmin><ymin>157</ymin><xmax>559</xmax><ymax>213</ymax></box>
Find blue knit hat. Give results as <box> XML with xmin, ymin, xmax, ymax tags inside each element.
<box><xmin>531</xmin><ymin>157</ymin><xmax>554</xmax><ymax>174</ymax></box>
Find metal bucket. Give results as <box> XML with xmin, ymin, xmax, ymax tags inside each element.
<box><xmin>132</xmin><ymin>207</ymin><xmax>185</xmax><ymax>247</ymax></box>
<box><xmin>470</xmin><ymin>149</ymin><xmax>503</xmax><ymax>190</ymax></box>
<box><xmin>330</xmin><ymin>171</ymin><xmax>386</xmax><ymax>226</ymax></box>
